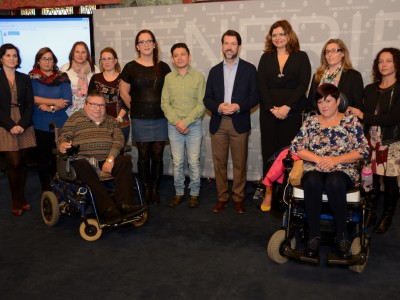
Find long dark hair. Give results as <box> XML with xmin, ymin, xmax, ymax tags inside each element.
<box><xmin>372</xmin><ymin>47</ymin><xmax>400</xmax><ymax>82</ymax></box>
<box><xmin>135</xmin><ymin>29</ymin><xmax>160</xmax><ymax>78</ymax></box>
<box><xmin>66</xmin><ymin>41</ymin><xmax>95</xmax><ymax>73</ymax></box>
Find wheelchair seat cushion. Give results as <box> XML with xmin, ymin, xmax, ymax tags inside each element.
<box><xmin>292</xmin><ymin>186</ymin><xmax>360</xmax><ymax>203</ymax></box>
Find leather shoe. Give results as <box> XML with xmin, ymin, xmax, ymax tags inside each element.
<box><xmin>336</xmin><ymin>238</ymin><xmax>352</xmax><ymax>259</ymax></box>
<box><xmin>189</xmin><ymin>196</ymin><xmax>199</xmax><ymax>208</ymax></box>
<box><xmin>12</xmin><ymin>208</ymin><xmax>23</xmax><ymax>216</ymax></box>
<box><xmin>103</xmin><ymin>205</ymin><xmax>123</xmax><ymax>225</ymax></box>
<box><xmin>235</xmin><ymin>201</ymin><xmax>245</xmax><ymax>214</ymax></box>
<box><xmin>305</xmin><ymin>237</ymin><xmax>320</xmax><ymax>258</ymax></box>
<box><xmin>21</xmin><ymin>203</ymin><xmax>32</xmax><ymax>211</ymax></box>
<box><xmin>119</xmin><ymin>203</ymin><xmax>144</xmax><ymax>218</ymax></box>
<box><xmin>212</xmin><ymin>200</ymin><xmax>227</xmax><ymax>213</ymax></box>
<box><xmin>168</xmin><ymin>195</ymin><xmax>184</xmax><ymax>207</ymax></box>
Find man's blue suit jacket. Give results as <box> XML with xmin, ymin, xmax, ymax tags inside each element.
<box><xmin>204</xmin><ymin>58</ymin><xmax>259</xmax><ymax>134</ymax></box>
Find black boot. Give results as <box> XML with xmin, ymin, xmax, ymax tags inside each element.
<box><xmin>150</xmin><ymin>160</ymin><xmax>163</xmax><ymax>205</ymax></box>
<box><xmin>374</xmin><ymin>187</ymin><xmax>399</xmax><ymax>234</ymax></box>
<box><xmin>137</xmin><ymin>160</ymin><xmax>151</xmax><ymax>204</ymax></box>
<box><xmin>365</xmin><ymin>192</ymin><xmax>378</xmax><ymax>227</ymax></box>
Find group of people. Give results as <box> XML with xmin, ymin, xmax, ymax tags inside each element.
<box><xmin>0</xmin><ymin>20</ymin><xmax>399</xmax><ymax>255</ymax></box>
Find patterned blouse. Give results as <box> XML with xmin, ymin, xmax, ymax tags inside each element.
<box><xmin>290</xmin><ymin>114</ymin><xmax>369</xmax><ymax>184</ymax></box>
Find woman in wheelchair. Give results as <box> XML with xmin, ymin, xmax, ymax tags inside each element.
<box><xmin>290</xmin><ymin>83</ymin><xmax>369</xmax><ymax>259</ymax></box>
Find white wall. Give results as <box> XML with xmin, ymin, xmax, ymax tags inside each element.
<box><xmin>93</xmin><ymin>0</ymin><xmax>400</xmax><ymax>180</ymax></box>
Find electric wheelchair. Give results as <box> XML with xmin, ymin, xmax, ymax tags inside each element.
<box><xmin>267</xmin><ymin>150</ymin><xmax>370</xmax><ymax>273</ymax></box>
<box><xmin>40</xmin><ymin>142</ymin><xmax>148</xmax><ymax>242</ymax></box>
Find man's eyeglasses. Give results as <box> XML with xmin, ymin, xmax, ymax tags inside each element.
<box><xmin>324</xmin><ymin>48</ymin><xmax>343</xmax><ymax>55</ymax></box>
<box><xmin>137</xmin><ymin>39</ymin><xmax>154</xmax><ymax>45</ymax></box>
<box><xmin>100</xmin><ymin>57</ymin><xmax>115</xmax><ymax>62</ymax></box>
<box><xmin>40</xmin><ymin>57</ymin><xmax>54</xmax><ymax>62</ymax></box>
<box><xmin>87</xmin><ymin>102</ymin><xmax>106</xmax><ymax>109</ymax></box>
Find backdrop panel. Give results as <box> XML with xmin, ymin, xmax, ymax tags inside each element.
<box><xmin>93</xmin><ymin>0</ymin><xmax>400</xmax><ymax>180</ymax></box>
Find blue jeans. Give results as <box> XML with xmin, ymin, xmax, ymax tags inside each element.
<box><xmin>168</xmin><ymin>119</ymin><xmax>202</xmax><ymax>196</ymax></box>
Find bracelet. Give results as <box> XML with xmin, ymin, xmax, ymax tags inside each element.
<box><xmin>116</xmin><ymin>116</ymin><xmax>124</xmax><ymax>123</ymax></box>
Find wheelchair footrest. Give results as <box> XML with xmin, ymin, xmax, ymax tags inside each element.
<box><xmin>326</xmin><ymin>253</ymin><xmax>367</xmax><ymax>266</ymax></box>
<box><xmin>281</xmin><ymin>244</ymin><xmax>320</xmax><ymax>265</ymax></box>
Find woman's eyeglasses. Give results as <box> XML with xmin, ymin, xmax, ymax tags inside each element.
<box><xmin>40</xmin><ymin>57</ymin><xmax>53</xmax><ymax>62</ymax></box>
<box><xmin>324</xmin><ymin>48</ymin><xmax>343</xmax><ymax>55</ymax></box>
<box><xmin>137</xmin><ymin>40</ymin><xmax>154</xmax><ymax>45</ymax></box>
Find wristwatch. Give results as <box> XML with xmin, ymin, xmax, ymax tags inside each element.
<box><xmin>50</xmin><ymin>105</ymin><xmax>56</xmax><ymax>113</ymax></box>
<box><xmin>106</xmin><ymin>157</ymin><xmax>114</xmax><ymax>163</ymax></box>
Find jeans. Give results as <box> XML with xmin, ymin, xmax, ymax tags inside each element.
<box><xmin>168</xmin><ymin>119</ymin><xmax>202</xmax><ymax>196</ymax></box>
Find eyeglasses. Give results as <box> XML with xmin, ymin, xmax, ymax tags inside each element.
<box><xmin>271</xmin><ymin>33</ymin><xmax>286</xmax><ymax>38</ymax></box>
<box><xmin>40</xmin><ymin>57</ymin><xmax>54</xmax><ymax>62</ymax></box>
<box><xmin>324</xmin><ymin>48</ymin><xmax>343</xmax><ymax>55</ymax></box>
<box><xmin>87</xmin><ymin>102</ymin><xmax>106</xmax><ymax>109</ymax></box>
<box><xmin>100</xmin><ymin>57</ymin><xmax>115</xmax><ymax>62</ymax></box>
<box><xmin>137</xmin><ymin>40</ymin><xmax>154</xmax><ymax>45</ymax></box>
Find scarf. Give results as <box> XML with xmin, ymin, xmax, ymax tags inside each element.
<box><xmin>29</xmin><ymin>68</ymin><xmax>70</xmax><ymax>86</ymax></box>
<box><xmin>321</xmin><ymin>65</ymin><xmax>343</xmax><ymax>86</ymax></box>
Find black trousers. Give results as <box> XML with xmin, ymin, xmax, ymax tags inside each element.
<box><xmin>259</xmin><ymin>108</ymin><xmax>302</xmax><ymax>175</ymax></box>
<box><xmin>302</xmin><ymin>170</ymin><xmax>353</xmax><ymax>239</ymax></box>
<box><xmin>35</xmin><ymin>129</ymin><xmax>56</xmax><ymax>191</ymax></box>
<box><xmin>71</xmin><ymin>155</ymin><xmax>135</xmax><ymax>215</ymax></box>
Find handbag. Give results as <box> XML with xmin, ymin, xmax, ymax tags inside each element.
<box><xmin>288</xmin><ymin>160</ymin><xmax>303</xmax><ymax>186</ymax></box>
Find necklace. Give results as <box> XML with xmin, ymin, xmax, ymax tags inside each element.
<box><xmin>323</xmin><ymin>65</ymin><xmax>342</xmax><ymax>84</ymax></box>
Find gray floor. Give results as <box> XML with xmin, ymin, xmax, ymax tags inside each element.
<box><xmin>0</xmin><ymin>168</ymin><xmax>399</xmax><ymax>299</ymax></box>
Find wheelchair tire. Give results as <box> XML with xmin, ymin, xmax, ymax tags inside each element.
<box><xmin>267</xmin><ymin>229</ymin><xmax>296</xmax><ymax>264</ymax></box>
<box><xmin>41</xmin><ymin>191</ymin><xmax>60</xmax><ymax>227</ymax></box>
<box><xmin>79</xmin><ymin>219</ymin><xmax>102</xmax><ymax>241</ymax></box>
<box><xmin>349</xmin><ymin>237</ymin><xmax>369</xmax><ymax>273</ymax></box>
<box><xmin>131</xmin><ymin>211</ymin><xmax>148</xmax><ymax>227</ymax></box>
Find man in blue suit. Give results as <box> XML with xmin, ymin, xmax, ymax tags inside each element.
<box><xmin>204</xmin><ymin>30</ymin><xmax>259</xmax><ymax>214</ymax></box>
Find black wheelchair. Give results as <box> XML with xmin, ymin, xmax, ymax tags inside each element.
<box><xmin>40</xmin><ymin>144</ymin><xmax>148</xmax><ymax>241</ymax></box>
<box><xmin>267</xmin><ymin>151</ymin><xmax>370</xmax><ymax>273</ymax></box>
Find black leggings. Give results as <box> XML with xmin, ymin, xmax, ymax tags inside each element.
<box><xmin>5</xmin><ymin>149</ymin><xmax>28</xmax><ymax>206</ymax></box>
<box><xmin>302</xmin><ymin>171</ymin><xmax>353</xmax><ymax>239</ymax></box>
<box><xmin>136</xmin><ymin>141</ymin><xmax>165</xmax><ymax>164</ymax></box>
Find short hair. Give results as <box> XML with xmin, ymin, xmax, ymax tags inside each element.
<box><xmin>86</xmin><ymin>90</ymin><xmax>106</xmax><ymax>102</ymax></box>
<box><xmin>221</xmin><ymin>30</ymin><xmax>242</xmax><ymax>46</ymax></box>
<box><xmin>264</xmin><ymin>20</ymin><xmax>300</xmax><ymax>54</ymax></box>
<box><xmin>32</xmin><ymin>47</ymin><xmax>59</xmax><ymax>72</ymax></box>
<box><xmin>170</xmin><ymin>43</ymin><xmax>190</xmax><ymax>55</ymax></box>
<box><xmin>372</xmin><ymin>47</ymin><xmax>400</xmax><ymax>82</ymax></box>
<box><xmin>315</xmin><ymin>83</ymin><xmax>340</xmax><ymax>103</ymax></box>
<box><xmin>314</xmin><ymin>39</ymin><xmax>354</xmax><ymax>84</ymax></box>
<box><xmin>99</xmin><ymin>47</ymin><xmax>121</xmax><ymax>73</ymax></box>
<box><xmin>0</xmin><ymin>43</ymin><xmax>22</xmax><ymax>69</ymax></box>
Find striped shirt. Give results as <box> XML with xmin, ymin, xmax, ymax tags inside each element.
<box><xmin>59</xmin><ymin>109</ymin><xmax>124</xmax><ymax>161</ymax></box>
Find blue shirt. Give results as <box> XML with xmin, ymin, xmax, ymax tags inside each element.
<box><xmin>223</xmin><ymin>58</ymin><xmax>239</xmax><ymax>104</ymax></box>
<box><xmin>31</xmin><ymin>80</ymin><xmax>72</xmax><ymax>132</ymax></box>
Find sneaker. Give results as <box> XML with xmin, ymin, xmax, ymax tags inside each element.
<box><xmin>336</xmin><ymin>238</ymin><xmax>352</xmax><ymax>259</ymax></box>
<box><xmin>305</xmin><ymin>237</ymin><xmax>320</xmax><ymax>258</ymax></box>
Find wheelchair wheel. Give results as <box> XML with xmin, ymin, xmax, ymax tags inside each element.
<box><xmin>131</xmin><ymin>211</ymin><xmax>148</xmax><ymax>227</ymax></box>
<box><xmin>79</xmin><ymin>219</ymin><xmax>102</xmax><ymax>241</ymax></box>
<box><xmin>267</xmin><ymin>229</ymin><xmax>296</xmax><ymax>264</ymax></box>
<box><xmin>349</xmin><ymin>237</ymin><xmax>369</xmax><ymax>273</ymax></box>
<box><xmin>41</xmin><ymin>191</ymin><xmax>60</xmax><ymax>227</ymax></box>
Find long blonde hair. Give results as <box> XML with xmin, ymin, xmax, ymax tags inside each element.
<box><xmin>314</xmin><ymin>39</ymin><xmax>353</xmax><ymax>84</ymax></box>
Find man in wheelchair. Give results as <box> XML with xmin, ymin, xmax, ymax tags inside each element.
<box><xmin>58</xmin><ymin>91</ymin><xmax>142</xmax><ymax>225</ymax></box>
<box><xmin>290</xmin><ymin>83</ymin><xmax>369</xmax><ymax>259</ymax></box>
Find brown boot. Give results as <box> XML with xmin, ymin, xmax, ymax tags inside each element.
<box><xmin>168</xmin><ymin>195</ymin><xmax>184</xmax><ymax>207</ymax></box>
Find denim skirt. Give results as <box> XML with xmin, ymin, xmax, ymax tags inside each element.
<box><xmin>131</xmin><ymin>118</ymin><xmax>168</xmax><ymax>142</ymax></box>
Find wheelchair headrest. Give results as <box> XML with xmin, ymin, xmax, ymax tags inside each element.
<box><xmin>338</xmin><ymin>92</ymin><xmax>349</xmax><ymax>113</ymax></box>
